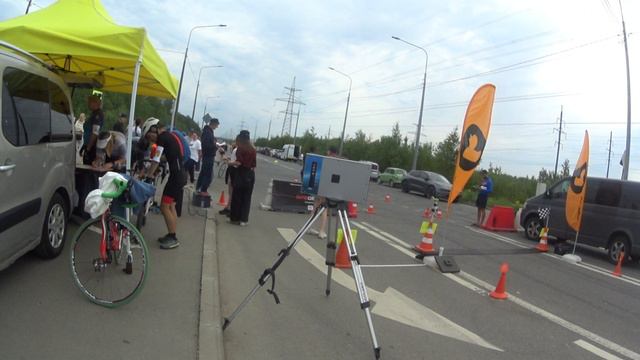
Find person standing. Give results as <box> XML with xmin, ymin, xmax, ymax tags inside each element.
<box><xmin>196</xmin><ymin>117</ymin><xmax>219</xmax><ymax>196</ymax></box>
<box><xmin>228</xmin><ymin>131</ymin><xmax>256</xmax><ymax>226</ymax></box>
<box><xmin>187</xmin><ymin>130</ymin><xmax>202</xmax><ymax>184</ymax></box>
<box><xmin>475</xmin><ymin>169</ymin><xmax>493</xmax><ymax>226</ymax></box>
<box><xmin>142</xmin><ymin>118</ymin><xmax>188</xmax><ymax>249</ymax></box>
<box><xmin>81</xmin><ymin>95</ymin><xmax>104</xmax><ymax>165</ymax></box>
<box><xmin>219</xmin><ymin>142</ymin><xmax>237</xmax><ymax>216</ymax></box>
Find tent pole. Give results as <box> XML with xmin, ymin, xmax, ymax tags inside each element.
<box><xmin>125</xmin><ymin>46</ymin><xmax>144</xmax><ymax>222</ymax></box>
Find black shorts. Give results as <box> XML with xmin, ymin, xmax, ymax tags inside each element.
<box><xmin>162</xmin><ymin>170</ymin><xmax>187</xmax><ymax>204</ymax></box>
<box><xmin>476</xmin><ymin>193</ymin><xmax>488</xmax><ymax>209</ymax></box>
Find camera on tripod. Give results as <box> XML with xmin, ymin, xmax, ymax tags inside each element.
<box><xmin>301</xmin><ymin>153</ymin><xmax>371</xmax><ymax>204</ymax></box>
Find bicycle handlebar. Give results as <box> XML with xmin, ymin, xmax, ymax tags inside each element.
<box><xmin>101</xmin><ymin>178</ymin><xmax>128</xmax><ymax>199</ymax></box>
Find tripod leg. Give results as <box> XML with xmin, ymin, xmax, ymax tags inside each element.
<box><xmin>223</xmin><ymin>205</ymin><xmax>327</xmax><ymax>331</ymax></box>
<box><xmin>324</xmin><ymin>207</ymin><xmax>336</xmax><ymax>296</ymax></box>
<box><xmin>338</xmin><ymin>208</ymin><xmax>381</xmax><ymax>359</ymax></box>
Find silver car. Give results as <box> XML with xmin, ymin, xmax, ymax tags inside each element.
<box><xmin>0</xmin><ymin>42</ymin><xmax>75</xmax><ymax>270</ymax></box>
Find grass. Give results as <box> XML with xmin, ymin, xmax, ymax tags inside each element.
<box><xmin>459</xmin><ymin>189</ymin><xmax>522</xmax><ymax>209</ymax></box>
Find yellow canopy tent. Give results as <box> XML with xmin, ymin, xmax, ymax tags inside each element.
<box><xmin>0</xmin><ymin>0</ymin><xmax>179</xmax><ymax>170</ymax></box>
<box><xmin>0</xmin><ymin>0</ymin><xmax>177</xmax><ymax>98</ymax></box>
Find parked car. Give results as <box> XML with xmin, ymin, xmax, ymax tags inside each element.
<box><xmin>520</xmin><ymin>176</ymin><xmax>640</xmax><ymax>264</ymax></box>
<box><xmin>378</xmin><ymin>167</ymin><xmax>407</xmax><ymax>187</ymax></box>
<box><xmin>401</xmin><ymin>170</ymin><xmax>452</xmax><ymax>200</ymax></box>
<box><xmin>0</xmin><ymin>42</ymin><xmax>75</xmax><ymax>271</ymax></box>
<box><xmin>361</xmin><ymin>161</ymin><xmax>379</xmax><ymax>181</ymax></box>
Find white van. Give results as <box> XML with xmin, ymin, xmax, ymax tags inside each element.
<box><xmin>361</xmin><ymin>161</ymin><xmax>379</xmax><ymax>181</ymax></box>
<box><xmin>281</xmin><ymin>144</ymin><xmax>300</xmax><ymax>161</ymax></box>
<box><xmin>0</xmin><ymin>42</ymin><xmax>75</xmax><ymax>270</ymax></box>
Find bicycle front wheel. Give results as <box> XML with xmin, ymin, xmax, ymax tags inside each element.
<box><xmin>70</xmin><ymin>215</ymin><xmax>149</xmax><ymax>307</ymax></box>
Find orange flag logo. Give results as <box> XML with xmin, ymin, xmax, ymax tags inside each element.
<box><xmin>566</xmin><ymin>131</ymin><xmax>589</xmax><ymax>232</ymax></box>
<box><xmin>447</xmin><ymin>84</ymin><xmax>496</xmax><ymax>209</ymax></box>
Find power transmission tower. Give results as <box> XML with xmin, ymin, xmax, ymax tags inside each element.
<box><xmin>607</xmin><ymin>131</ymin><xmax>613</xmax><ymax>178</ymax></box>
<box><xmin>275</xmin><ymin>76</ymin><xmax>304</xmax><ymax>137</ymax></box>
<box><xmin>553</xmin><ymin>106</ymin><xmax>565</xmax><ymax>176</ymax></box>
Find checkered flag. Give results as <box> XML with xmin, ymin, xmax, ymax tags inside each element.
<box><xmin>537</xmin><ymin>207</ymin><xmax>550</xmax><ymax>221</ymax></box>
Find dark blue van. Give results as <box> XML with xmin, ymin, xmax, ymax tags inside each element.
<box><xmin>520</xmin><ymin>177</ymin><xmax>640</xmax><ymax>264</ymax></box>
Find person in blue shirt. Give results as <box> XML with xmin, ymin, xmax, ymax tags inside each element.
<box><xmin>475</xmin><ymin>169</ymin><xmax>493</xmax><ymax>226</ymax></box>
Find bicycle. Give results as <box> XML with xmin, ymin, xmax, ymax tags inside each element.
<box><xmin>217</xmin><ymin>159</ymin><xmax>228</xmax><ymax>178</ymax></box>
<box><xmin>70</xmin><ymin>177</ymin><xmax>150</xmax><ymax>307</ymax></box>
<box><xmin>132</xmin><ymin>160</ymin><xmax>166</xmax><ymax>231</ymax></box>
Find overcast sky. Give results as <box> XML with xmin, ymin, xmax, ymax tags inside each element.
<box><xmin>1</xmin><ymin>0</ymin><xmax>638</xmax><ymax>179</ymax></box>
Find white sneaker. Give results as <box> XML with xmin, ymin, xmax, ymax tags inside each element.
<box><xmin>318</xmin><ymin>232</ymin><xmax>327</xmax><ymax>240</ymax></box>
<box><xmin>239</xmin><ymin>222</ymin><xmax>248</xmax><ymax>227</ymax></box>
<box><xmin>308</xmin><ymin>229</ymin><xmax>320</xmax><ymax>235</ymax></box>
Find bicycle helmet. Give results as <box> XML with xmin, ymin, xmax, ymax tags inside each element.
<box><xmin>141</xmin><ymin>117</ymin><xmax>160</xmax><ymax>138</ymax></box>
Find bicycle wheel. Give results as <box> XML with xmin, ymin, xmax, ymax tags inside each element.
<box><xmin>70</xmin><ymin>215</ymin><xmax>149</xmax><ymax>307</ymax></box>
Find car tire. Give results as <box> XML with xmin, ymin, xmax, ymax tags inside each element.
<box><xmin>35</xmin><ymin>193</ymin><xmax>67</xmax><ymax>259</ymax></box>
<box><xmin>608</xmin><ymin>234</ymin><xmax>631</xmax><ymax>265</ymax></box>
<box><xmin>401</xmin><ymin>181</ymin><xmax>409</xmax><ymax>193</ymax></box>
<box><xmin>424</xmin><ymin>186</ymin><xmax>436</xmax><ymax>198</ymax></box>
<box><xmin>524</xmin><ymin>215</ymin><xmax>541</xmax><ymax>241</ymax></box>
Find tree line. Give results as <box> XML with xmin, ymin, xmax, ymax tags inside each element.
<box><xmin>70</xmin><ymin>89</ymin><xmax>200</xmax><ymax>133</ymax></box>
<box><xmin>255</xmin><ymin>123</ymin><xmax>572</xmax><ymax>205</ymax></box>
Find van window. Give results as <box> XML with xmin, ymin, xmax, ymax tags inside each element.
<box><xmin>549</xmin><ymin>178</ymin><xmax>570</xmax><ymax>199</ymax></box>
<box><xmin>591</xmin><ymin>180</ymin><xmax>622</xmax><ymax>207</ymax></box>
<box><xmin>2</xmin><ymin>68</ymin><xmax>50</xmax><ymax>146</ymax></box>
<box><xmin>2</xmin><ymin>82</ymin><xmax>22</xmax><ymax>145</ymax></box>
<box><xmin>49</xmin><ymin>81</ymin><xmax>72</xmax><ymax>142</ymax></box>
<box><xmin>620</xmin><ymin>182</ymin><xmax>640</xmax><ymax>210</ymax></box>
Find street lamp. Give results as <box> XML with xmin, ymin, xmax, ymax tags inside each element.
<box><xmin>328</xmin><ymin>66</ymin><xmax>352</xmax><ymax>157</ymax></box>
<box><xmin>392</xmin><ymin>36</ymin><xmax>428</xmax><ymax>171</ymax></box>
<box><xmin>170</xmin><ymin>24</ymin><xmax>227</xmax><ymax>130</ymax></box>
<box><xmin>191</xmin><ymin>65</ymin><xmax>223</xmax><ymax>122</ymax></box>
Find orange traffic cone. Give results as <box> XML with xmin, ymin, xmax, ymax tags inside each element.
<box><xmin>367</xmin><ymin>203</ymin><xmax>376</xmax><ymax>214</ymax></box>
<box><xmin>335</xmin><ymin>230</ymin><xmax>356</xmax><ymax>269</ymax></box>
<box><xmin>384</xmin><ymin>194</ymin><xmax>391</xmax><ymax>203</ymax></box>
<box><xmin>414</xmin><ymin>222</ymin><xmax>435</xmax><ymax>254</ymax></box>
<box><xmin>612</xmin><ymin>251</ymin><xmax>625</xmax><ymax>277</ymax></box>
<box><xmin>217</xmin><ymin>191</ymin><xmax>227</xmax><ymax>206</ymax></box>
<box><xmin>490</xmin><ymin>263</ymin><xmax>509</xmax><ymax>300</ymax></box>
<box><xmin>536</xmin><ymin>227</ymin><xmax>549</xmax><ymax>252</ymax></box>
<box><xmin>347</xmin><ymin>202</ymin><xmax>358</xmax><ymax>218</ymax></box>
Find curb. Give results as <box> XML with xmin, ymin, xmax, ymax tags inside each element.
<box><xmin>198</xmin><ymin>208</ymin><xmax>225</xmax><ymax>360</ymax></box>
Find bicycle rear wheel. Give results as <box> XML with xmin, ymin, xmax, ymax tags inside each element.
<box><xmin>70</xmin><ymin>215</ymin><xmax>149</xmax><ymax>307</ymax></box>
<box><xmin>217</xmin><ymin>162</ymin><xmax>227</xmax><ymax>178</ymax></box>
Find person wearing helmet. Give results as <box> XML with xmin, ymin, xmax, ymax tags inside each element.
<box><xmin>142</xmin><ymin>118</ymin><xmax>187</xmax><ymax>249</ymax></box>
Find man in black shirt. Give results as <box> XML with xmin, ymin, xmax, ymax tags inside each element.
<box><xmin>196</xmin><ymin>117</ymin><xmax>219</xmax><ymax>196</ymax></box>
<box><xmin>142</xmin><ymin>118</ymin><xmax>187</xmax><ymax>249</ymax></box>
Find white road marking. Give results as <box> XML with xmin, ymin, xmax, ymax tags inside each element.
<box><xmin>352</xmin><ymin>223</ymin><xmax>640</xmax><ymax>360</ymax></box>
<box><xmin>574</xmin><ymin>340</ymin><xmax>624</xmax><ymax>360</ymax></box>
<box><xmin>277</xmin><ymin>228</ymin><xmax>503</xmax><ymax>352</ymax></box>
<box><xmin>467</xmin><ymin>226</ymin><xmax>640</xmax><ymax>287</ymax></box>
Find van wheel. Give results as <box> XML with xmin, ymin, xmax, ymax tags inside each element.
<box><xmin>608</xmin><ymin>235</ymin><xmax>631</xmax><ymax>265</ymax></box>
<box><xmin>35</xmin><ymin>193</ymin><xmax>67</xmax><ymax>259</ymax></box>
<box><xmin>524</xmin><ymin>216</ymin><xmax>541</xmax><ymax>241</ymax></box>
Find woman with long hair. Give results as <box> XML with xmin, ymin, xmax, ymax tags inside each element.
<box><xmin>228</xmin><ymin>131</ymin><xmax>256</xmax><ymax>226</ymax></box>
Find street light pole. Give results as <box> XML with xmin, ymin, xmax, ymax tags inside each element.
<box><xmin>170</xmin><ymin>24</ymin><xmax>226</xmax><ymax>130</ymax></box>
<box><xmin>329</xmin><ymin>67</ymin><xmax>352</xmax><ymax>157</ymax></box>
<box><xmin>618</xmin><ymin>0</ymin><xmax>632</xmax><ymax>180</ymax></box>
<box><xmin>392</xmin><ymin>36</ymin><xmax>428</xmax><ymax>171</ymax></box>
<box><xmin>191</xmin><ymin>65</ymin><xmax>223</xmax><ymax>123</ymax></box>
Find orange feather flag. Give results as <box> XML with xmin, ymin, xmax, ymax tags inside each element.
<box><xmin>566</xmin><ymin>131</ymin><xmax>589</xmax><ymax>232</ymax></box>
<box><xmin>447</xmin><ymin>84</ymin><xmax>496</xmax><ymax>211</ymax></box>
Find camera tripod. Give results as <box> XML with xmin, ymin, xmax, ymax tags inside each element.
<box><xmin>222</xmin><ymin>199</ymin><xmax>381</xmax><ymax>359</ymax></box>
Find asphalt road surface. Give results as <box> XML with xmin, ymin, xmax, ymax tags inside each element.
<box><xmin>217</xmin><ymin>154</ymin><xmax>640</xmax><ymax>360</ymax></box>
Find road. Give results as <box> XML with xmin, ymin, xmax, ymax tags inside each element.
<box><xmin>217</xmin><ymin>154</ymin><xmax>640</xmax><ymax>360</ymax></box>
